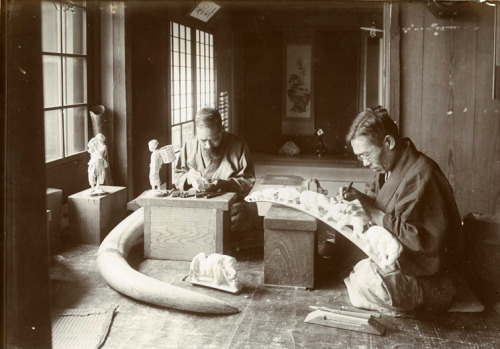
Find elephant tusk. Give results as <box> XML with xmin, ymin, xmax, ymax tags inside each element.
<box><xmin>97</xmin><ymin>208</ymin><xmax>239</xmax><ymax>315</ymax></box>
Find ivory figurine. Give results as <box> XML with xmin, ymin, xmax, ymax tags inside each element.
<box><xmin>364</xmin><ymin>225</ymin><xmax>403</xmax><ymax>270</ymax></box>
<box><xmin>148</xmin><ymin>141</ymin><xmax>175</xmax><ymax>196</ymax></box>
<box><xmin>299</xmin><ymin>190</ymin><xmax>332</xmax><ymax>216</ymax></box>
<box><xmin>87</xmin><ymin>133</ymin><xmax>108</xmax><ymax>195</ymax></box>
<box><xmin>149</xmin><ymin>140</ymin><xmax>163</xmax><ymax>193</ymax></box>
<box><xmin>189</xmin><ymin>252</ymin><xmax>241</xmax><ymax>294</ymax></box>
<box><xmin>322</xmin><ymin>201</ymin><xmax>366</xmax><ymax>240</ymax></box>
<box><xmin>277</xmin><ymin>187</ymin><xmax>301</xmax><ymax>204</ymax></box>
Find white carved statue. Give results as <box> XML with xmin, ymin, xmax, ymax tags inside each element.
<box><xmin>277</xmin><ymin>187</ymin><xmax>301</xmax><ymax>204</ymax></box>
<box><xmin>148</xmin><ymin>141</ymin><xmax>175</xmax><ymax>196</ymax></box>
<box><xmin>299</xmin><ymin>190</ymin><xmax>332</xmax><ymax>216</ymax></box>
<box><xmin>149</xmin><ymin>140</ymin><xmax>162</xmax><ymax>191</ymax></box>
<box><xmin>87</xmin><ymin>133</ymin><xmax>108</xmax><ymax>195</ymax></box>
<box><xmin>322</xmin><ymin>201</ymin><xmax>366</xmax><ymax>240</ymax></box>
<box><xmin>189</xmin><ymin>252</ymin><xmax>241</xmax><ymax>293</ymax></box>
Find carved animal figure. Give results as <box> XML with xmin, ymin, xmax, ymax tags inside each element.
<box><xmin>323</xmin><ymin>202</ymin><xmax>366</xmax><ymax>240</ymax></box>
<box><xmin>246</xmin><ymin>191</ymin><xmax>263</xmax><ymax>202</ymax></box>
<box><xmin>262</xmin><ymin>188</ymin><xmax>278</xmax><ymax>201</ymax></box>
<box><xmin>299</xmin><ymin>190</ymin><xmax>332</xmax><ymax>216</ymax></box>
<box><xmin>277</xmin><ymin>187</ymin><xmax>301</xmax><ymax>204</ymax></box>
<box><xmin>189</xmin><ymin>253</ymin><xmax>239</xmax><ymax>291</ymax></box>
<box><xmin>364</xmin><ymin>226</ymin><xmax>403</xmax><ymax>270</ymax></box>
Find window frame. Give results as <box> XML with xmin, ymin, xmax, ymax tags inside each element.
<box><xmin>42</xmin><ymin>0</ymin><xmax>90</xmax><ymax>165</ymax></box>
<box><xmin>169</xmin><ymin>20</ymin><xmax>223</xmax><ymax>154</ymax></box>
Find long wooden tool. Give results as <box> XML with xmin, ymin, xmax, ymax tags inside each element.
<box><xmin>309</xmin><ymin>306</ymin><xmax>372</xmax><ymax>319</ymax></box>
<box><xmin>305</xmin><ymin>309</ymin><xmax>385</xmax><ymax>336</ymax></box>
<box><xmin>97</xmin><ymin>208</ymin><xmax>239</xmax><ymax>315</ymax></box>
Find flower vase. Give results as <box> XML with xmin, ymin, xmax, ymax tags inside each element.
<box><xmin>316</xmin><ymin>141</ymin><xmax>327</xmax><ymax>157</ymax></box>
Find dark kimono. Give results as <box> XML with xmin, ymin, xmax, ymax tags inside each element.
<box><xmin>344</xmin><ymin>138</ymin><xmax>464</xmax><ymax>316</ymax></box>
<box><xmin>173</xmin><ymin>132</ymin><xmax>256</xmax><ymax>200</ymax></box>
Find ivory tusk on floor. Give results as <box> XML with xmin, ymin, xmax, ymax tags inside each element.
<box><xmin>97</xmin><ymin>208</ymin><xmax>240</xmax><ymax>315</ymax></box>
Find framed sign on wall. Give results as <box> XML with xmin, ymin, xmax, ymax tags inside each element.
<box><xmin>282</xmin><ymin>43</ymin><xmax>315</xmax><ymax>135</ymax></box>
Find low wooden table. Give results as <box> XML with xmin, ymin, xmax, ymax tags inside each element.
<box><xmin>264</xmin><ymin>204</ymin><xmax>317</xmax><ymax>289</ymax></box>
<box><xmin>134</xmin><ymin>191</ymin><xmax>237</xmax><ymax>261</ymax></box>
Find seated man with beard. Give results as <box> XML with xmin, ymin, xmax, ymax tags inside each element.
<box><xmin>173</xmin><ymin>108</ymin><xmax>259</xmax><ymax>240</ymax></box>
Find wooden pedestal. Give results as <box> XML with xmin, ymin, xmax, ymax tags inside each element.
<box><xmin>68</xmin><ymin>186</ymin><xmax>127</xmax><ymax>245</ymax></box>
<box><xmin>134</xmin><ymin>191</ymin><xmax>237</xmax><ymax>261</ymax></box>
<box><xmin>264</xmin><ymin>204</ymin><xmax>317</xmax><ymax>289</ymax></box>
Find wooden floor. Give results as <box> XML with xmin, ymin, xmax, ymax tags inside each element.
<box><xmin>50</xmin><ymin>243</ymin><xmax>500</xmax><ymax>349</ymax></box>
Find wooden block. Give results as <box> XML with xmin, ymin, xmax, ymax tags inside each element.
<box><xmin>264</xmin><ymin>205</ymin><xmax>317</xmax><ymax>231</ymax></box>
<box><xmin>46</xmin><ymin>188</ymin><xmax>62</xmax><ymax>254</ymax></box>
<box><xmin>264</xmin><ymin>204</ymin><xmax>317</xmax><ymax>289</ymax></box>
<box><xmin>137</xmin><ymin>191</ymin><xmax>237</xmax><ymax>261</ymax></box>
<box><xmin>68</xmin><ymin>186</ymin><xmax>127</xmax><ymax>245</ymax></box>
<box><xmin>463</xmin><ymin>213</ymin><xmax>500</xmax><ymax>286</ymax></box>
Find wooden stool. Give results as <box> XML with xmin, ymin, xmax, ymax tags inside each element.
<box><xmin>68</xmin><ymin>186</ymin><xmax>127</xmax><ymax>245</ymax></box>
<box><xmin>134</xmin><ymin>191</ymin><xmax>237</xmax><ymax>261</ymax></box>
<box><xmin>264</xmin><ymin>204</ymin><xmax>317</xmax><ymax>289</ymax></box>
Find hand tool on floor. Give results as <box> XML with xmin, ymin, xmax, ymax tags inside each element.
<box><xmin>340</xmin><ymin>305</ymin><xmax>382</xmax><ymax>318</ymax></box>
<box><xmin>305</xmin><ymin>305</ymin><xmax>385</xmax><ymax>336</ymax></box>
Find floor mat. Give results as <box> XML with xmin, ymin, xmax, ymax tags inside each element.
<box><xmin>51</xmin><ymin>306</ymin><xmax>118</xmax><ymax>349</ymax></box>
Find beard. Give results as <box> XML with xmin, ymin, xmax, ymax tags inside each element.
<box><xmin>203</xmin><ymin>146</ymin><xmax>223</xmax><ymax>162</ymax></box>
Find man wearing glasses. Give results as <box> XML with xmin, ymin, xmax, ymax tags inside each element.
<box><xmin>341</xmin><ymin>106</ymin><xmax>464</xmax><ymax>316</ymax></box>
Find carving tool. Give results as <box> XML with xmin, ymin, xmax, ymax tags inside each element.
<box><xmin>343</xmin><ymin>181</ymin><xmax>353</xmax><ymax>199</ymax></box>
<box><xmin>204</xmin><ymin>192</ymin><xmax>225</xmax><ymax>199</ymax></box>
<box><xmin>305</xmin><ymin>307</ymin><xmax>385</xmax><ymax>335</ymax></box>
<box><xmin>309</xmin><ymin>306</ymin><xmax>371</xmax><ymax>320</ymax></box>
<box><xmin>340</xmin><ymin>305</ymin><xmax>382</xmax><ymax>318</ymax></box>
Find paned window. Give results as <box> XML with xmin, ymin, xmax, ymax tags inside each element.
<box><xmin>170</xmin><ymin>21</ymin><xmax>222</xmax><ymax>152</ymax></box>
<box><xmin>42</xmin><ymin>1</ymin><xmax>88</xmax><ymax>162</ymax></box>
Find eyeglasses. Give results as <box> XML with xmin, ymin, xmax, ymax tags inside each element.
<box><xmin>355</xmin><ymin>147</ymin><xmax>380</xmax><ymax>163</ymax></box>
<box><xmin>356</xmin><ymin>152</ymin><xmax>372</xmax><ymax>162</ymax></box>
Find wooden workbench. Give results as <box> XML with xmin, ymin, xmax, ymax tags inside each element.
<box><xmin>134</xmin><ymin>191</ymin><xmax>237</xmax><ymax>261</ymax></box>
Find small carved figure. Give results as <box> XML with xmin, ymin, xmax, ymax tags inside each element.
<box><xmin>189</xmin><ymin>252</ymin><xmax>240</xmax><ymax>293</ymax></box>
<box><xmin>246</xmin><ymin>191</ymin><xmax>265</xmax><ymax>202</ymax></box>
<box><xmin>322</xmin><ymin>201</ymin><xmax>366</xmax><ymax>240</ymax></box>
<box><xmin>87</xmin><ymin>133</ymin><xmax>108</xmax><ymax>195</ymax></box>
<box><xmin>299</xmin><ymin>190</ymin><xmax>331</xmax><ymax>216</ymax></box>
<box><xmin>149</xmin><ymin>140</ymin><xmax>163</xmax><ymax>191</ymax></box>
<box><xmin>262</xmin><ymin>188</ymin><xmax>278</xmax><ymax>201</ymax></box>
<box><xmin>364</xmin><ymin>225</ymin><xmax>403</xmax><ymax>270</ymax></box>
<box><xmin>277</xmin><ymin>187</ymin><xmax>301</xmax><ymax>204</ymax></box>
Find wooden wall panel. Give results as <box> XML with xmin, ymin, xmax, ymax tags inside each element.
<box><xmin>420</xmin><ymin>8</ymin><xmax>451</xmax><ymax>169</ymax></box>
<box><xmin>411</xmin><ymin>4</ymin><xmax>476</xmax><ymax>216</ymax></box>
<box><xmin>400</xmin><ymin>2</ymin><xmax>498</xmax><ymax>217</ymax></box>
<box><xmin>472</xmin><ymin>4</ymin><xmax>500</xmax><ymax>214</ymax></box>
<box><xmin>99</xmin><ymin>2</ymin><xmax>133</xmax><ymax>199</ymax></box>
<box><xmin>384</xmin><ymin>2</ymin><xmax>400</xmax><ymax>125</ymax></box>
<box><xmin>400</xmin><ymin>1</ymin><xmax>424</xmax><ymax>145</ymax></box>
<box><xmin>444</xmin><ymin>9</ymin><xmax>477</xmax><ymax>216</ymax></box>
<box><xmin>128</xmin><ymin>2</ymin><xmax>169</xmax><ymax>198</ymax></box>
